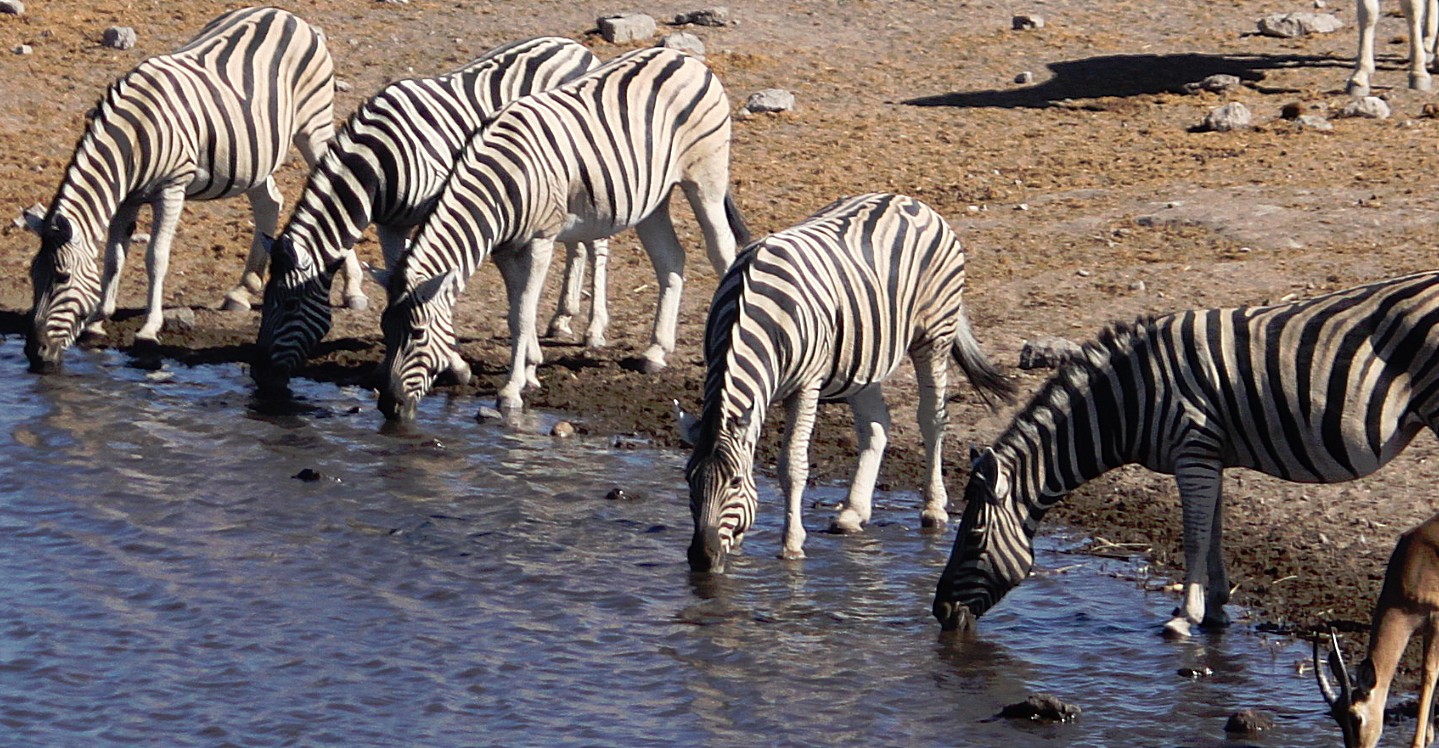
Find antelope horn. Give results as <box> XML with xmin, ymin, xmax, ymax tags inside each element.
<box><xmin>1314</xmin><ymin>632</ymin><xmax>1340</xmax><ymax>706</ymax></box>
<box><xmin>1326</xmin><ymin>627</ymin><xmax>1354</xmax><ymax>704</ymax></box>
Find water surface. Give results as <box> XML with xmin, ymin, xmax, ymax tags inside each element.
<box><xmin>0</xmin><ymin>342</ymin><xmax>1370</xmax><ymax>746</ymax></box>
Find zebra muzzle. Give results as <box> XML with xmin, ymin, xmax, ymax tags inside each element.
<box><xmin>933</xmin><ymin>599</ymin><xmax>976</xmax><ymax>632</ymax></box>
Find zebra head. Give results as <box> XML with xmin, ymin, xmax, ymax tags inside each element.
<box><xmin>253</xmin><ymin>236</ymin><xmax>342</xmax><ymax>396</ymax></box>
<box><xmin>26</xmin><ymin>212</ymin><xmax>98</xmax><ymax>373</ymax></box>
<box><xmin>932</xmin><ymin>447</ymin><xmax>1034</xmax><ymax>631</ymax></box>
<box><xmin>1314</xmin><ymin>629</ymin><xmax>1380</xmax><ymax>748</ymax></box>
<box><xmin>376</xmin><ymin>270</ymin><xmax>461</xmax><ymax>421</ymax></box>
<box><xmin>684</xmin><ymin>408</ymin><xmax>762</xmax><ymax>573</ymax></box>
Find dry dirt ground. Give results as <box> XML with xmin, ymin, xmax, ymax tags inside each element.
<box><xmin>6</xmin><ymin>0</ymin><xmax>1439</xmax><ymax>660</ymax></box>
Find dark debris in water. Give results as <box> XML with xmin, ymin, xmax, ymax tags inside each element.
<box><xmin>1178</xmin><ymin>666</ymin><xmax>1213</xmax><ymax>679</ymax></box>
<box><xmin>995</xmin><ymin>693</ymin><xmax>1081</xmax><ymax>723</ymax></box>
<box><xmin>1224</xmin><ymin>709</ymin><xmax>1275</xmax><ymax>735</ymax></box>
<box><xmin>292</xmin><ymin>468</ymin><xmax>327</xmax><ymax>482</ymax></box>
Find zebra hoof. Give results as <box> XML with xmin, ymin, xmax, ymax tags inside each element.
<box><xmin>544</xmin><ymin>319</ymin><xmax>574</xmax><ymax>340</ymax></box>
<box><xmin>1161</xmin><ymin>617</ymin><xmax>1193</xmax><ymax>639</ymax></box>
<box><xmin>584</xmin><ymin>334</ymin><xmax>607</xmax><ymax>349</ymax></box>
<box><xmin>344</xmin><ymin>294</ymin><xmax>369</xmax><ymax>312</ymax></box>
<box><xmin>640</xmin><ymin>357</ymin><xmax>667</xmax><ymax>375</ymax></box>
<box><xmin>77</xmin><ymin>329</ymin><xmax>107</xmax><ymax>347</ymax></box>
<box><xmin>220</xmin><ymin>295</ymin><xmax>251</xmax><ymax>312</ymax></box>
<box><xmin>920</xmin><ymin>510</ymin><xmax>949</xmax><ymax>529</ymax></box>
<box><xmin>827</xmin><ymin>514</ymin><xmax>865</xmax><ymax>535</ymax></box>
<box><xmin>779</xmin><ymin>548</ymin><xmax>805</xmax><ymax>561</ymax></box>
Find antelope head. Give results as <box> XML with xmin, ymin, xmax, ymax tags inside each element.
<box><xmin>1315</xmin><ymin>628</ymin><xmax>1382</xmax><ymax>748</ymax></box>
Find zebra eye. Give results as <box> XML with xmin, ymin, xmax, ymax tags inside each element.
<box><xmin>54</xmin><ymin>271</ymin><xmax>71</xmax><ymax>285</ymax></box>
<box><xmin>728</xmin><ymin>475</ymin><xmax>743</xmax><ymax>489</ymax></box>
<box><xmin>282</xmin><ymin>297</ymin><xmax>301</xmax><ymax>312</ymax></box>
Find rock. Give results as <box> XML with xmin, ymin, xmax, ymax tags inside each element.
<box><xmin>161</xmin><ymin>307</ymin><xmax>196</xmax><ymax>333</ymax></box>
<box><xmin>292</xmin><ymin>468</ymin><xmax>326</xmax><ymax>482</ymax></box>
<box><xmin>1224</xmin><ymin>709</ymin><xmax>1275</xmax><ymax>734</ymax></box>
<box><xmin>1201</xmin><ymin>102</ymin><xmax>1252</xmax><ymax>132</ymax></box>
<box><xmin>598</xmin><ymin>13</ymin><xmax>657</xmax><ymax>43</ymax></box>
<box><xmin>1012</xmin><ymin>14</ymin><xmax>1045</xmax><ymax>30</ymax></box>
<box><xmin>102</xmin><ymin>26</ymin><xmax>137</xmax><ymax>50</ymax></box>
<box><xmin>1014</xmin><ymin>71</ymin><xmax>1034</xmax><ymax>85</ymax></box>
<box><xmin>658</xmin><ymin>31</ymin><xmax>705</xmax><ymax>58</ymax></box>
<box><xmin>744</xmin><ymin>88</ymin><xmax>795</xmax><ymax>114</ymax></box>
<box><xmin>1182</xmin><ymin>74</ymin><xmax>1241</xmax><ymax>94</ymax></box>
<box><xmin>1340</xmin><ymin>96</ymin><xmax>1391</xmax><ymax>119</ymax></box>
<box><xmin>551</xmin><ymin>420</ymin><xmax>576</xmax><ymax>438</ymax></box>
<box><xmin>1019</xmin><ymin>337</ymin><xmax>1083</xmax><ymax>369</ymax></box>
<box><xmin>673</xmin><ymin>7</ymin><xmax>730</xmax><ymax>26</ymax></box>
<box><xmin>997</xmin><ymin>693</ymin><xmax>1080</xmax><ymax>722</ymax></box>
<box><xmin>334</xmin><ymin>79</ymin><xmax>353</xmax><ymax>93</ymax></box>
<box><xmin>0</xmin><ymin>1</ymin><xmax>23</xmax><ymax>15</ymax></box>
<box><xmin>1129</xmin><ymin>279</ymin><xmax>1147</xmax><ymax>292</ymax></box>
<box><xmin>1256</xmin><ymin>12</ymin><xmax>1342</xmax><ymax>38</ymax></box>
<box><xmin>1295</xmin><ymin>114</ymin><xmax>1334</xmax><ymax>130</ymax></box>
<box><xmin>13</xmin><ymin>44</ymin><xmax>30</xmax><ymax>55</ymax></box>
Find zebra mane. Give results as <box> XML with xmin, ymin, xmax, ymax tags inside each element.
<box><xmin>686</xmin><ymin>248</ymin><xmax>763</xmax><ymax>474</ymax></box>
<box><xmin>996</xmin><ymin>316</ymin><xmax>1157</xmax><ymax>449</ymax></box>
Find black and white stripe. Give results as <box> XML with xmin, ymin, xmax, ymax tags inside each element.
<box><xmin>26</xmin><ymin>7</ymin><xmax>335</xmax><ymax>372</ymax></box>
<box><xmin>933</xmin><ymin>271</ymin><xmax>1439</xmax><ymax>635</ymax></box>
<box><xmin>252</xmin><ymin>37</ymin><xmax>604</xmax><ymax>393</ymax></box>
<box><xmin>681</xmin><ymin>193</ymin><xmax>1014</xmax><ymax>572</ymax></box>
<box><xmin>377</xmin><ymin>47</ymin><xmax>748</xmax><ymax>421</ymax></box>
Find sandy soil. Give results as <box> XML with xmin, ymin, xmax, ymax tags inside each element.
<box><xmin>6</xmin><ymin>0</ymin><xmax>1439</xmax><ymax>663</ymax></box>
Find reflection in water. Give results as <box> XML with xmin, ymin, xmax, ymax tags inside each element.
<box><xmin>0</xmin><ymin>341</ymin><xmax>1368</xmax><ymax>745</ymax></box>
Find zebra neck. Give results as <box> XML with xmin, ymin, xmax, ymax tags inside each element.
<box><xmin>283</xmin><ymin>144</ymin><xmax>386</xmax><ymax>266</ymax></box>
<box><xmin>995</xmin><ymin>415</ymin><xmax>1123</xmax><ymax>520</ymax></box>
<box><xmin>50</xmin><ymin>157</ymin><xmax>127</xmax><ymax>254</ymax></box>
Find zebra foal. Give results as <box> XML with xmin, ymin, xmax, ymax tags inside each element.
<box><xmin>679</xmin><ymin>193</ymin><xmax>1014</xmax><ymax>572</ymax></box>
<box><xmin>933</xmin><ymin>271</ymin><xmax>1439</xmax><ymax>637</ymax></box>
<box><xmin>252</xmin><ymin>37</ymin><xmax>605</xmax><ymax>395</ymax></box>
<box><xmin>26</xmin><ymin>7</ymin><xmax>335</xmax><ymax>372</ymax></box>
<box><xmin>377</xmin><ymin>47</ymin><xmax>748</xmax><ymax>421</ymax></box>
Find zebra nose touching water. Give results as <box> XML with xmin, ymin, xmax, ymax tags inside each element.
<box><xmin>679</xmin><ymin>193</ymin><xmax>1015</xmax><ymax>573</ymax></box>
<box><xmin>932</xmin><ymin>271</ymin><xmax>1439</xmax><ymax>637</ymax></box>
<box><xmin>249</xmin><ymin>37</ymin><xmax>605</xmax><ymax>397</ymax></box>
<box><xmin>26</xmin><ymin>7</ymin><xmax>336</xmax><ymax>374</ymax></box>
<box><xmin>374</xmin><ymin>47</ymin><xmax>749</xmax><ymax>421</ymax></box>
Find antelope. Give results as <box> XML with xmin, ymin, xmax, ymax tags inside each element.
<box><xmin>1316</xmin><ymin>512</ymin><xmax>1439</xmax><ymax>748</ymax></box>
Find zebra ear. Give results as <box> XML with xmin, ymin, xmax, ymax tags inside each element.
<box><xmin>23</xmin><ymin>209</ymin><xmax>45</xmax><ymax>235</ymax></box>
<box><xmin>411</xmin><ymin>271</ymin><xmax>458</xmax><ymax>306</ymax></box>
<box><xmin>969</xmin><ymin>446</ymin><xmax>983</xmax><ymax>466</ymax></box>
<box><xmin>365</xmin><ymin>262</ymin><xmax>391</xmax><ymax>289</ymax></box>
<box><xmin>674</xmin><ymin>399</ymin><xmax>702</xmax><ymax>447</ymax></box>
<box><xmin>972</xmin><ymin>447</ymin><xmax>999</xmax><ymax>484</ymax></box>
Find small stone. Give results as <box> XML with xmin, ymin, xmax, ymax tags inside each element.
<box><xmin>1340</xmin><ymin>96</ymin><xmax>1391</xmax><ymax>119</ymax></box>
<box><xmin>1182</xmin><ymin>74</ymin><xmax>1241</xmax><ymax>94</ymax></box>
<box><xmin>292</xmin><ymin>468</ymin><xmax>325</xmax><ymax>482</ymax></box>
<box><xmin>1201</xmin><ymin>101</ymin><xmax>1252</xmax><ymax>132</ymax></box>
<box><xmin>1256</xmin><ymin>12</ymin><xmax>1342</xmax><ymax>38</ymax></box>
<box><xmin>658</xmin><ymin>31</ymin><xmax>705</xmax><ymax>58</ymax></box>
<box><xmin>1178</xmin><ymin>666</ymin><xmax>1213</xmax><ymax>678</ymax></box>
<box><xmin>551</xmin><ymin>420</ymin><xmax>576</xmax><ymax>438</ymax></box>
<box><xmin>334</xmin><ymin>79</ymin><xmax>353</xmax><ymax>93</ymax></box>
<box><xmin>598</xmin><ymin>13</ymin><xmax>658</xmax><ymax>43</ymax></box>
<box><xmin>1295</xmin><ymin>113</ymin><xmax>1334</xmax><ymax>130</ymax></box>
<box><xmin>1012</xmin><ymin>14</ymin><xmax>1045</xmax><ymax>30</ymax></box>
<box><xmin>744</xmin><ymin>88</ymin><xmax>795</xmax><ymax>114</ymax></box>
<box><xmin>1019</xmin><ymin>337</ymin><xmax>1083</xmax><ymax>369</ymax></box>
<box><xmin>1224</xmin><ymin>709</ymin><xmax>1275</xmax><ymax>734</ymax></box>
<box><xmin>102</xmin><ymin>26</ymin><xmax>137</xmax><ymax>50</ymax></box>
<box><xmin>997</xmin><ymin>693</ymin><xmax>1080</xmax><ymax>722</ymax></box>
<box><xmin>12</xmin><ymin>44</ymin><xmax>30</xmax><ymax>55</ymax></box>
<box><xmin>605</xmin><ymin>487</ymin><xmax>629</xmax><ymax>501</ymax></box>
<box><xmin>161</xmin><ymin>307</ymin><xmax>196</xmax><ymax>333</ymax></box>
<box><xmin>1129</xmin><ymin>279</ymin><xmax>1146</xmax><ymax>292</ymax></box>
<box><xmin>1014</xmin><ymin>71</ymin><xmax>1034</xmax><ymax>85</ymax></box>
<box><xmin>673</xmin><ymin>7</ymin><xmax>730</xmax><ymax>26</ymax></box>
<box><xmin>0</xmin><ymin>0</ymin><xmax>23</xmax><ymax>15</ymax></box>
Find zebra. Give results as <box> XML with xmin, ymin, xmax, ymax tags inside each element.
<box><xmin>252</xmin><ymin>37</ymin><xmax>609</xmax><ymax>395</ymax></box>
<box><xmin>932</xmin><ymin>270</ymin><xmax>1439</xmax><ymax>637</ymax></box>
<box><xmin>25</xmin><ymin>7</ymin><xmax>335</xmax><ymax>373</ymax></box>
<box><xmin>376</xmin><ymin>47</ymin><xmax>748</xmax><ymax>421</ymax></box>
<box><xmin>678</xmin><ymin>193</ymin><xmax>1015</xmax><ymax>572</ymax></box>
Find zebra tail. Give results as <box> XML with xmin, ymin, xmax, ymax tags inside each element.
<box><xmin>950</xmin><ymin>306</ymin><xmax>1017</xmax><ymax>407</ymax></box>
<box><xmin>724</xmin><ymin>192</ymin><xmax>752</xmax><ymax>247</ymax></box>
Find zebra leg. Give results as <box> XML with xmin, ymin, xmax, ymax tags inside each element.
<box><xmin>545</xmin><ymin>241</ymin><xmax>586</xmax><ymax>340</ymax></box>
<box><xmin>634</xmin><ymin>206</ymin><xmax>686</xmax><ymax>373</ymax></box>
<box><xmin>1351</xmin><ymin>0</ymin><xmax>1381</xmax><ymax>96</ymax></box>
<box><xmin>1204</xmin><ymin>490</ymin><xmax>1231</xmax><ymax>627</ymax></box>
<box><xmin>680</xmin><ymin>177</ymin><xmax>739</xmax><ymax>274</ymax></box>
<box><xmin>223</xmin><ymin>178</ymin><xmax>284</xmax><ymax>312</ymax></box>
<box><xmin>86</xmin><ymin>203</ymin><xmax>142</xmax><ymax>341</ymax></box>
<box><xmin>1165</xmin><ymin>453</ymin><xmax>1225</xmax><ymax>638</ymax></box>
<box><xmin>913</xmin><ymin>346</ymin><xmax>951</xmax><ymax>528</ymax></box>
<box><xmin>778</xmin><ymin>387</ymin><xmax>820</xmax><ymax>559</ymax></box>
<box><xmin>1405</xmin><ymin>0</ymin><xmax>1435</xmax><ymax>90</ymax></box>
<box><xmin>493</xmin><ymin>239</ymin><xmax>553</xmax><ymax>409</ymax></box>
<box><xmin>136</xmin><ymin>184</ymin><xmax>188</xmax><ymax>343</ymax></box>
<box><xmin>585</xmin><ymin>239</ymin><xmax>610</xmax><ymax>349</ymax></box>
<box><xmin>832</xmin><ymin>387</ymin><xmax>891</xmax><ymax>534</ymax></box>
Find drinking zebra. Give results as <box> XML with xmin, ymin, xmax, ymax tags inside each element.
<box><xmin>376</xmin><ymin>47</ymin><xmax>748</xmax><ymax>421</ymax></box>
<box><xmin>678</xmin><ymin>193</ymin><xmax>1015</xmax><ymax>572</ymax></box>
<box><xmin>252</xmin><ymin>37</ymin><xmax>606</xmax><ymax>395</ymax></box>
<box><xmin>26</xmin><ymin>7</ymin><xmax>335</xmax><ymax>372</ymax></box>
<box><xmin>932</xmin><ymin>271</ymin><xmax>1439</xmax><ymax>637</ymax></box>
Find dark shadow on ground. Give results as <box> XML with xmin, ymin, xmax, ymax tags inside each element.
<box><xmin>904</xmin><ymin>52</ymin><xmax>1345</xmax><ymax>108</ymax></box>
